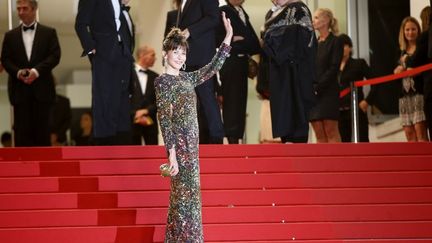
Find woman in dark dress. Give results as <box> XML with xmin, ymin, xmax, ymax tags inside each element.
<box><xmin>218</xmin><ymin>0</ymin><xmax>261</xmax><ymax>144</ymax></box>
<box><xmin>338</xmin><ymin>34</ymin><xmax>370</xmax><ymax>142</ymax></box>
<box><xmin>262</xmin><ymin>0</ymin><xmax>317</xmax><ymax>143</ymax></box>
<box><xmin>309</xmin><ymin>8</ymin><xmax>343</xmax><ymax>143</ymax></box>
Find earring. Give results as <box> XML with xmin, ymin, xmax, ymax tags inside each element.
<box><xmin>162</xmin><ymin>58</ymin><xmax>166</xmax><ymax>67</ymax></box>
<box><xmin>182</xmin><ymin>63</ymin><xmax>186</xmax><ymax>70</ymax></box>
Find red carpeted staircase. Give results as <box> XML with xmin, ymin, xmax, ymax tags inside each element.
<box><xmin>0</xmin><ymin>143</ymin><xmax>432</xmax><ymax>242</ymax></box>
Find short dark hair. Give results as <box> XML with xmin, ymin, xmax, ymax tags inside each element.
<box><xmin>162</xmin><ymin>28</ymin><xmax>189</xmax><ymax>52</ymax></box>
<box><xmin>1</xmin><ymin>132</ymin><xmax>12</xmax><ymax>143</ymax></box>
<box><xmin>17</xmin><ymin>0</ymin><xmax>38</xmax><ymax>9</ymax></box>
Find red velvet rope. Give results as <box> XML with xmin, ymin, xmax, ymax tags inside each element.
<box><xmin>339</xmin><ymin>63</ymin><xmax>432</xmax><ymax>98</ymax></box>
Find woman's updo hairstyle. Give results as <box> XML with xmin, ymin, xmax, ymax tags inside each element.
<box><xmin>163</xmin><ymin>28</ymin><xmax>189</xmax><ymax>52</ymax></box>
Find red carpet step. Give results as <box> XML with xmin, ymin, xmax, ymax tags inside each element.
<box><xmin>0</xmin><ymin>143</ymin><xmax>431</xmax><ymax>242</ymax></box>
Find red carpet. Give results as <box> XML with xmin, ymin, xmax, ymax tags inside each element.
<box><xmin>0</xmin><ymin>143</ymin><xmax>432</xmax><ymax>242</ymax></box>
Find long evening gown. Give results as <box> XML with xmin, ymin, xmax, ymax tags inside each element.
<box><xmin>155</xmin><ymin>43</ymin><xmax>231</xmax><ymax>242</ymax></box>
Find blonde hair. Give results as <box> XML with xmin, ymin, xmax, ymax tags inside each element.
<box><xmin>398</xmin><ymin>17</ymin><xmax>421</xmax><ymax>51</ymax></box>
<box><xmin>317</xmin><ymin>8</ymin><xmax>339</xmax><ymax>35</ymax></box>
<box><xmin>420</xmin><ymin>6</ymin><xmax>431</xmax><ymax>31</ymax></box>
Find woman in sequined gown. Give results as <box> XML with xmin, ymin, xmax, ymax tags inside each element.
<box><xmin>155</xmin><ymin>12</ymin><xmax>232</xmax><ymax>242</ymax></box>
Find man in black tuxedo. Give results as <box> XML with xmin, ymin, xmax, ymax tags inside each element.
<box><xmin>165</xmin><ymin>0</ymin><xmax>224</xmax><ymax>144</ymax></box>
<box><xmin>130</xmin><ymin>45</ymin><xmax>159</xmax><ymax>145</ymax></box>
<box><xmin>218</xmin><ymin>0</ymin><xmax>261</xmax><ymax>144</ymax></box>
<box><xmin>75</xmin><ymin>0</ymin><xmax>134</xmax><ymax>145</ymax></box>
<box><xmin>1</xmin><ymin>0</ymin><xmax>61</xmax><ymax>147</ymax></box>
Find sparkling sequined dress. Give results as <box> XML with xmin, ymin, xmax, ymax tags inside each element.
<box><xmin>155</xmin><ymin>43</ymin><xmax>231</xmax><ymax>242</ymax></box>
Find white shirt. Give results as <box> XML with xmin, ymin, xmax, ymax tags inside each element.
<box><xmin>181</xmin><ymin>0</ymin><xmax>187</xmax><ymax>11</ymax></box>
<box><xmin>22</xmin><ymin>22</ymin><xmax>37</xmax><ymax>61</ymax></box>
<box><xmin>235</xmin><ymin>6</ymin><xmax>247</xmax><ymax>25</ymax></box>
<box><xmin>122</xmin><ymin>8</ymin><xmax>133</xmax><ymax>36</ymax></box>
<box><xmin>135</xmin><ymin>64</ymin><xmax>148</xmax><ymax>95</ymax></box>
<box><xmin>20</xmin><ymin>21</ymin><xmax>40</xmax><ymax>78</ymax></box>
<box><xmin>111</xmin><ymin>0</ymin><xmax>121</xmax><ymax>32</ymax></box>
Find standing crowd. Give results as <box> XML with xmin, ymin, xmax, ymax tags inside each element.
<box><xmin>2</xmin><ymin>0</ymin><xmax>432</xmax><ymax>242</ymax></box>
<box><xmin>1</xmin><ymin>0</ymin><xmax>432</xmax><ymax>149</ymax></box>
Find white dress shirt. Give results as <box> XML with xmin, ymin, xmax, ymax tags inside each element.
<box><xmin>122</xmin><ymin>8</ymin><xmax>133</xmax><ymax>36</ymax></box>
<box><xmin>21</xmin><ymin>21</ymin><xmax>39</xmax><ymax>78</ymax></box>
<box><xmin>22</xmin><ymin>22</ymin><xmax>37</xmax><ymax>61</ymax></box>
<box><xmin>111</xmin><ymin>0</ymin><xmax>121</xmax><ymax>31</ymax></box>
<box><xmin>235</xmin><ymin>6</ymin><xmax>247</xmax><ymax>25</ymax></box>
<box><xmin>87</xmin><ymin>2</ymin><xmax>121</xmax><ymax>52</ymax></box>
<box><xmin>135</xmin><ymin>64</ymin><xmax>148</xmax><ymax>95</ymax></box>
<box><xmin>181</xmin><ymin>0</ymin><xmax>187</xmax><ymax>11</ymax></box>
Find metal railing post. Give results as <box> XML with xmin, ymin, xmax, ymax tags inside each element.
<box><xmin>350</xmin><ymin>82</ymin><xmax>360</xmax><ymax>143</ymax></box>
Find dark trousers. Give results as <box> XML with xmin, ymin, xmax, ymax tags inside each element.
<box><xmin>131</xmin><ymin>123</ymin><xmax>158</xmax><ymax>145</ymax></box>
<box><xmin>220</xmin><ymin>55</ymin><xmax>248</xmax><ymax>142</ymax></box>
<box><xmin>188</xmin><ymin>65</ymin><xmax>224</xmax><ymax>144</ymax></box>
<box><xmin>90</xmin><ymin>45</ymin><xmax>132</xmax><ymax>141</ymax></box>
<box><xmin>92</xmin><ymin>131</ymin><xmax>132</xmax><ymax>146</ymax></box>
<box><xmin>339</xmin><ymin>109</ymin><xmax>369</xmax><ymax>142</ymax></box>
<box><xmin>13</xmin><ymin>101</ymin><xmax>52</xmax><ymax>147</ymax></box>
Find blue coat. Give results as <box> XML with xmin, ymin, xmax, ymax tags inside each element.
<box><xmin>75</xmin><ymin>0</ymin><xmax>134</xmax><ymax>138</ymax></box>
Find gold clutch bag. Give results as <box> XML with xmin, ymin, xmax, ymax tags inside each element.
<box><xmin>159</xmin><ymin>163</ymin><xmax>171</xmax><ymax>177</ymax></box>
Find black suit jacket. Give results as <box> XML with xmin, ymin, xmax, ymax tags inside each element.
<box><xmin>217</xmin><ymin>4</ymin><xmax>261</xmax><ymax>56</ymax></box>
<box><xmin>75</xmin><ymin>0</ymin><xmax>134</xmax><ymax>61</ymax></box>
<box><xmin>410</xmin><ymin>30</ymin><xmax>432</xmax><ymax>99</ymax></box>
<box><xmin>174</xmin><ymin>0</ymin><xmax>220</xmax><ymax>67</ymax></box>
<box><xmin>130</xmin><ymin>68</ymin><xmax>158</xmax><ymax>131</ymax></box>
<box><xmin>1</xmin><ymin>23</ymin><xmax>60</xmax><ymax>105</ymax></box>
<box><xmin>164</xmin><ymin>10</ymin><xmax>178</xmax><ymax>38</ymax></box>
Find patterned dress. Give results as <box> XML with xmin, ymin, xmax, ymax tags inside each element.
<box><xmin>398</xmin><ymin>51</ymin><xmax>426</xmax><ymax>126</ymax></box>
<box><xmin>155</xmin><ymin>43</ymin><xmax>231</xmax><ymax>242</ymax></box>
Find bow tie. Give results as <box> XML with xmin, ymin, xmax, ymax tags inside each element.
<box><xmin>139</xmin><ymin>69</ymin><xmax>148</xmax><ymax>74</ymax></box>
<box><xmin>23</xmin><ymin>24</ymin><xmax>35</xmax><ymax>32</ymax></box>
<box><xmin>121</xmin><ymin>4</ymin><xmax>130</xmax><ymax>12</ymax></box>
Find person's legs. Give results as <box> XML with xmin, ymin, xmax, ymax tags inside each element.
<box><xmin>33</xmin><ymin>101</ymin><xmax>52</xmax><ymax>146</ymax></box>
<box><xmin>403</xmin><ymin>125</ymin><xmax>417</xmax><ymax>141</ymax></box>
<box><xmin>311</xmin><ymin>120</ymin><xmax>328</xmax><ymax>143</ymax></box>
<box><xmin>414</xmin><ymin>121</ymin><xmax>429</xmax><ymax>141</ymax></box>
<box><xmin>13</xmin><ymin>103</ymin><xmax>33</xmax><ymax>146</ymax></box>
<box><xmin>323</xmin><ymin>119</ymin><xmax>341</xmax><ymax>143</ymax></box>
<box><xmin>195</xmin><ymin>77</ymin><xmax>224</xmax><ymax>144</ymax></box>
<box><xmin>220</xmin><ymin>56</ymin><xmax>248</xmax><ymax>143</ymax></box>
<box><xmin>358</xmin><ymin>110</ymin><xmax>370</xmax><ymax>142</ymax></box>
<box><xmin>338</xmin><ymin>110</ymin><xmax>351</xmax><ymax>142</ymax></box>
<box><xmin>142</xmin><ymin>127</ymin><xmax>159</xmax><ymax>145</ymax></box>
<box><xmin>131</xmin><ymin>124</ymin><xmax>143</xmax><ymax>145</ymax></box>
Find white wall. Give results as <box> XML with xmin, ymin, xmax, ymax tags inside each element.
<box><xmin>411</xmin><ymin>0</ymin><xmax>430</xmax><ymax>30</ymax></box>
